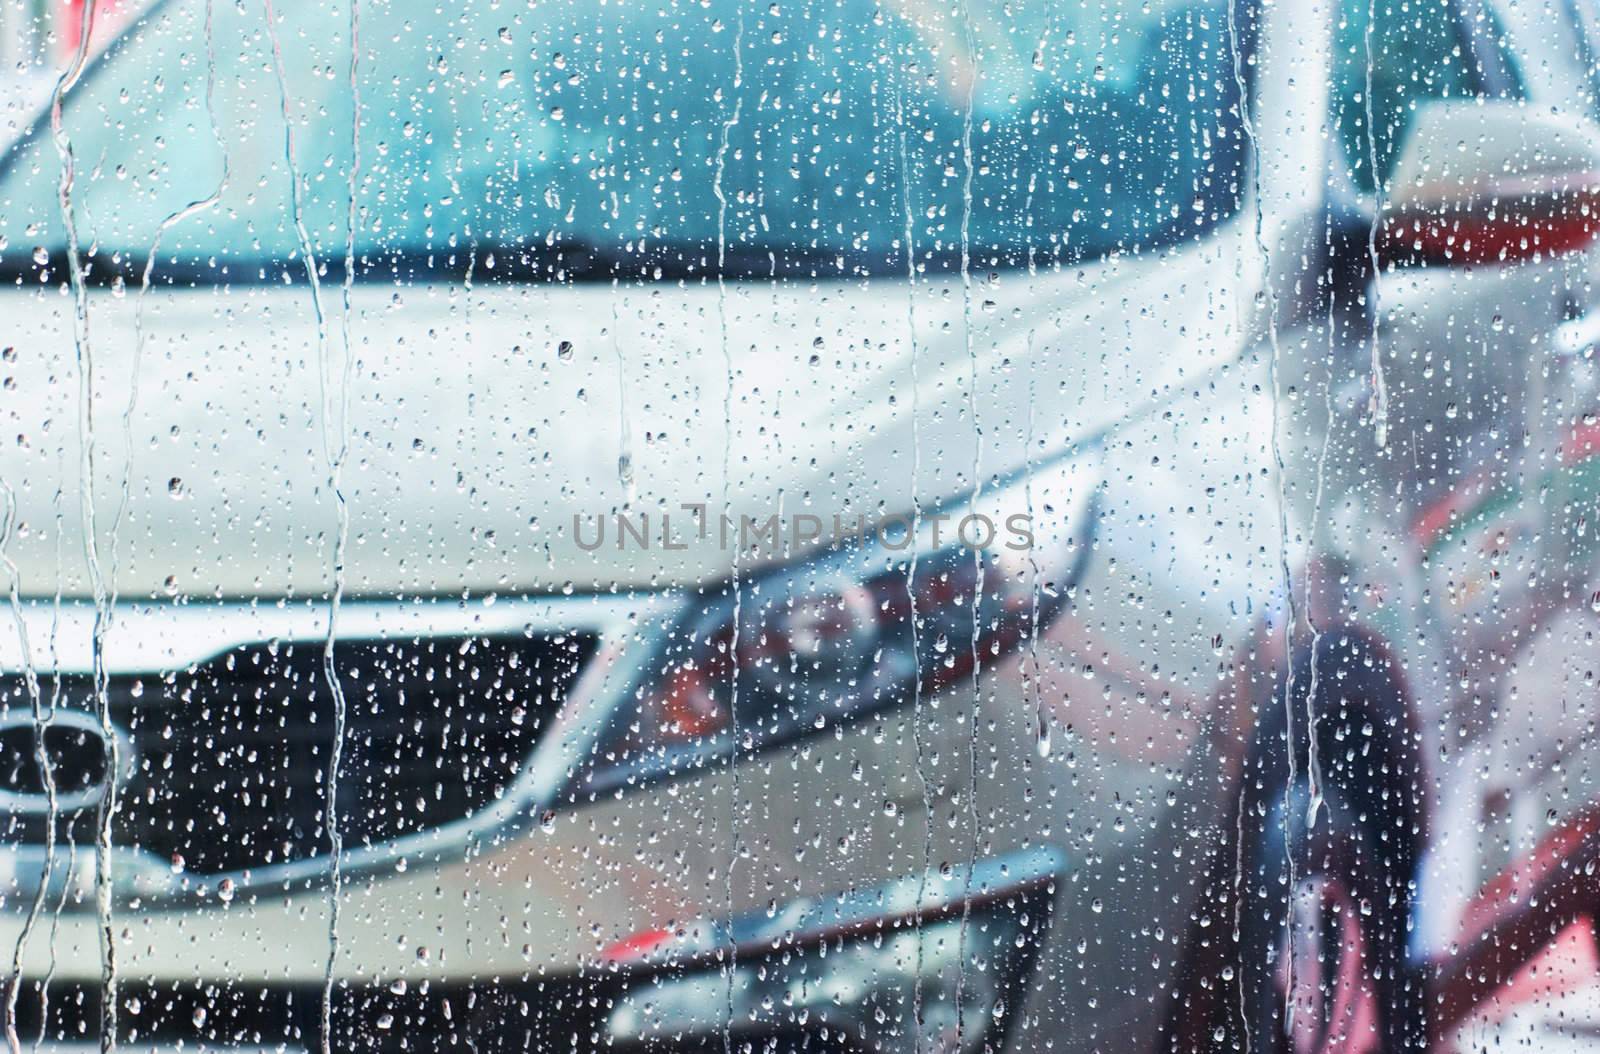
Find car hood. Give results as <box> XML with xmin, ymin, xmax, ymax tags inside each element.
<box><xmin>0</xmin><ymin>241</ymin><xmax>1248</xmax><ymax>600</ymax></box>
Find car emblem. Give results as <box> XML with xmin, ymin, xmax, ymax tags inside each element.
<box><xmin>0</xmin><ymin>707</ymin><xmax>133</xmax><ymax>815</ymax></box>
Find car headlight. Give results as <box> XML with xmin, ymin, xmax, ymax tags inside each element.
<box><xmin>579</xmin><ymin>456</ymin><xmax>1100</xmax><ymax>793</ymax></box>
<box><xmin>601</xmin><ymin>846</ymin><xmax>1064</xmax><ymax>1053</ymax></box>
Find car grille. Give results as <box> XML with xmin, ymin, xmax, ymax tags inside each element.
<box><xmin>0</xmin><ymin>631</ymin><xmax>596</xmax><ymax>875</ymax></box>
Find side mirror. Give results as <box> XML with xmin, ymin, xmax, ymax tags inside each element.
<box><xmin>1378</xmin><ymin>100</ymin><xmax>1600</xmax><ymax>266</ymax></box>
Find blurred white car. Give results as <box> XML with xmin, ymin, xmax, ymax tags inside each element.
<box><xmin>0</xmin><ymin>0</ymin><xmax>1597</xmax><ymax>1051</ymax></box>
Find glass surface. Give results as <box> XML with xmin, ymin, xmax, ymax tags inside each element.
<box><xmin>0</xmin><ymin>0</ymin><xmax>1596</xmax><ymax>1050</ymax></box>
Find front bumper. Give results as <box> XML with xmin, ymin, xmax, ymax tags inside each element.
<box><xmin>6</xmin><ymin>846</ymin><xmax>1063</xmax><ymax>1052</ymax></box>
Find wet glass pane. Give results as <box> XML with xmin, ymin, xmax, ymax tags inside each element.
<box><xmin>0</xmin><ymin>0</ymin><xmax>1596</xmax><ymax>1050</ymax></box>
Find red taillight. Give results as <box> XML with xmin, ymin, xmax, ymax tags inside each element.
<box><xmin>1379</xmin><ymin>175</ymin><xmax>1600</xmax><ymax>266</ymax></box>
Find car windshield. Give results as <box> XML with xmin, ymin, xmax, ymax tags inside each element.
<box><xmin>0</xmin><ymin>0</ymin><xmax>1244</xmax><ymax>280</ymax></box>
